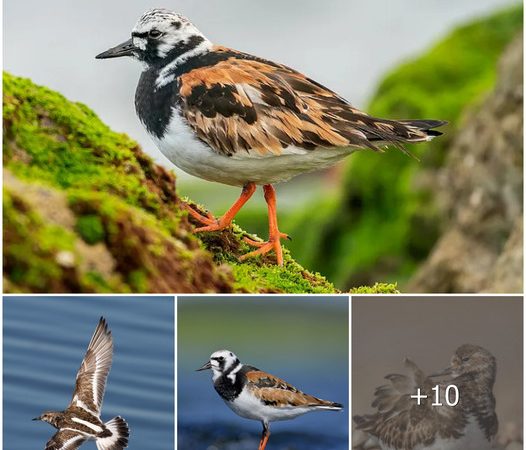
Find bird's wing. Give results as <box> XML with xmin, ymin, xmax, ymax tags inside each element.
<box><xmin>178</xmin><ymin>47</ymin><xmax>438</xmax><ymax>158</ymax></box>
<box><xmin>45</xmin><ymin>430</ymin><xmax>86</xmax><ymax>450</ymax></box>
<box><xmin>245</xmin><ymin>369</ymin><xmax>339</xmax><ymax>408</ymax></box>
<box><xmin>353</xmin><ymin>358</ymin><xmax>466</xmax><ymax>450</ymax></box>
<box><xmin>70</xmin><ymin>317</ymin><xmax>113</xmax><ymax>416</ymax></box>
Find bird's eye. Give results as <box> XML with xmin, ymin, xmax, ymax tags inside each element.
<box><xmin>218</xmin><ymin>356</ymin><xmax>224</xmax><ymax>361</ymax></box>
<box><xmin>462</xmin><ymin>357</ymin><xmax>470</xmax><ymax>362</ymax></box>
<box><xmin>149</xmin><ymin>29</ymin><xmax>162</xmax><ymax>39</ymax></box>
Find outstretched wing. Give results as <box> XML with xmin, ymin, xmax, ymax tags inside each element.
<box><xmin>70</xmin><ymin>317</ymin><xmax>113</xmax><ymax>416</ymax></box>
<box><xmin>353</xmin><ymin>358</ymin><xmax>465</xmax><ymax>450</ymax></box>
<box><xmin>245</xmin><ymin>368</ymin><xmax>341</xmax><ymax>409</ymax></box>
<box><xmin>45</xmin><ymin>430</ymin><xmax>86</xmax><ymax>450</ymax></box>
<box><xmin>178</xmin><ymin>47</ymin><xmax>443</xmax><ymax>158</ymax></box>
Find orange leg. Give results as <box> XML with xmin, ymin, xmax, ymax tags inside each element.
<box><xmin>241</xmin><ymin>184</ymin><xmax>289</xmax><ymax>266</ymax></box>
<box><xmin>258</xmin><ymin>422</ymin><xmax>271</xmax><ymax>450</ymax></box>
<box><xmin>185</xmin><ymin>182</ymin><xmax>256</xmax><ymax>233</ymax></box>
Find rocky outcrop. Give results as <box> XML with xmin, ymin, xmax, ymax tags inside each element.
<box><xmin>408</xmin><ymin>34</ymin><xmax>523</xmax><ymax>293</ymax></box>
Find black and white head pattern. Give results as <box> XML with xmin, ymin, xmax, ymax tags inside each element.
<box><xmin>208</xmin><ymin>349</ymin><xmax>242</xmax><ymax>381</ymax></box>
<box><xmin>130</xmin><ymin>9</ymin><xmax>211</xmax><ymax>67</ymax></box>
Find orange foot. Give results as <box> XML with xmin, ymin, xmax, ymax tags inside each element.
<box><xmin>184</xmin><ymin>183</ymin><xmax>256</xmax><ymax>233</ymax></box>
<box><xmin>240</xmin><ymin>184</ymin><xmax>288</xmax><ymax>266</ymax></box>
<box><xmin>183</xmin><ymin>203</ymin><xmax>230</xmax><ymax>233</ymax></box>
<box><xmin>241</xmin><ymin>234</ymin><xmax>288</xmax><ymax>266</ymax></box>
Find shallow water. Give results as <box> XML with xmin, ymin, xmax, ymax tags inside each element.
<box><xmin>3</xmin><ymin>296</ymin><xmax>175</xmax><ymax>450</ymax></box>
<box><xmin>178</xmin><ymin>297</ymin><xmax>349</xmax><ymax>450</ymax></box>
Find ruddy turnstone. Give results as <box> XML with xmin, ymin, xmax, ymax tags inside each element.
<box><xmin>197</xmin><ymin>349</ymin><xmax>343</xmax><ymax>450</ymax></box>
<box><xmin>96</xmin><ymin>9</ymin><xmax>446</xmax><ymax>266</ymax></box>
<box><xmin>33</xmin><ymin>317</ymin><xmax>129</xmax><ymax>450</ymax></box>
<box><xmin>353</xmin><ymin>344</ymin><xmax>498</xmax><ymax>450</ymax></box>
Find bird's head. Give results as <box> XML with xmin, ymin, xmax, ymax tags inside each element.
<box><xmin>431</xmin><ymin>344</ymin><xmax>496</xmax><ymax>381</ymax></box>
<box><xmin>33</xmin><ymin>411</ymin><xmax>63</xmax><ymax>428</ymax></box>
<box><xmin>96</xmin><ymin>9</ymin><xmax>211</xmax><ymax>67</ymax></box>
<box><xmin>196</xmin><ymin>349</ymin><xmax>241</xmax><ymax>378</ymax></box>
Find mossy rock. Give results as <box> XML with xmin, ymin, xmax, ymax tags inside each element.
<box><xmin>4</xmin><ymin>71</ymin><xmax>376</xmax><ymax>294</ymax></box>
<box><xmin>284</xmin><ymin>5</ymin><xmax>523</xmax><ymax>289</ymax></box>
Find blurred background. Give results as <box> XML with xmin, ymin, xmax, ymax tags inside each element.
<box><xmin>4</xmin><ymin>0</ymin><xmax>523</xmax><ymax>291</ymax></box>
<box><xmin>178</xmin><ymin>296</ymin><xmax>349</xmax><ymax>450</ymax></box>
<box><xmin>352</xmin><ymin>296</ymin><xmax>523</xmax><ymax>449</ymax></box>
<box><xmin>3</xmin><ymin>296</ymin><xmax>174</xmax><ymax>449</ymax></box>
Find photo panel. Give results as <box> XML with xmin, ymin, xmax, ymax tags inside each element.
<box><xmin>178</xmin><ymin>295</ymin><xmax>349</xmax><ymax>450</ymax></box>
<box><xmin>3</xmin><ymin>295</ymin><xmax>175</xmax><ymax>450</ymax></box>
<box><xmin>352</xmin><ymin>295</ymin><xmax>523</xmax><ymax>450</ymax></box>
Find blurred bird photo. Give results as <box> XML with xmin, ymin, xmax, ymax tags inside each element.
<box><xmin>354</xmin><ymin>344</ymin><xmax>498</xmax><ymax>450</ymax></box>
<box><xmin>352</xmin><ymin>296</ymin><xmax>523</xmax><ymax>450</ymax></box>
<box><xmin>3</xmin><ymin>1</ymin><xmax>523</xmax><ymax>293</ymax></box>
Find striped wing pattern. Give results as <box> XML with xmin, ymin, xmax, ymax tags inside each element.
<box><xmin>71</xmin><ymin>318</ymin><xmax>113</xmax><ymax>416</ymax></box>
<box><xmin>45</xmin><ymin>430</ymin><xmax>86</xmax><ymax>450</ymax></box>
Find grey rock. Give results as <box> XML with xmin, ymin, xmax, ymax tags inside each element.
<box><xmin>409</xmin><ymin>33</ymin><xmax>523</xmax><ymax>293</ymax></box>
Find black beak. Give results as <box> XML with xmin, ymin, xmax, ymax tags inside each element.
<box><xmin>32</xmin><ymin>417</ymin><xmax>40</xmax><ymax>421</ymax></box>
<box><xmin>196</xmin><ymin>361</ymin><xmax>212</xmax><ymax>371</ymax></box>
<box><xmin>429</xmin><ymin>367</ymin><xmax>452</xmax><ymax>377</ymax></box>
<box><xmin>96</xmin><ymin>38</ymin><xmax>135</xmax><ymax>59</ymax></box>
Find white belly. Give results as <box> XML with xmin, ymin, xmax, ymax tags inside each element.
<box><xmin>150</xmin><ymin>109</ymin><xmax>355</xmax><ymax>186</ymax></box>
<box><xmin>225</xmin><ymin>389</ymin><xmax>314</xmax><ymax>423</ymax></box>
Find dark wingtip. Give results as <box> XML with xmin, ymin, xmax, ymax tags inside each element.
<box><xmin>426</xmin><ymin>130</ymin><xmax>443</xmax><ymax>137</ymax></box>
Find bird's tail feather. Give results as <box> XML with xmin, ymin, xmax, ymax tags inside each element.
<box><xmin>310</xmin><ymin>401</ymin><xmax>344</xmax><ymax>411</ymax></box>
<box><xmin>356</xmin><ymin>117</ymin><xmax>447</xmax><ymax>159</ymax></box>
<box><xmin>396</xmin><ymin>119</ymin><xmax>448</xmax><ymax>141</ymax></box>
<box><xmin>96</xmin><ymin>416</ymin><xmax>129</xmax><ymax>450</ymax></box>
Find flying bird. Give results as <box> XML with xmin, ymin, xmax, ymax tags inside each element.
<box><xmin>33</xmin><ymin>317</ymin><xmax>129</xmax><ymax>450</ymax></box>
<box><xmin>96</xmin><ymin>9</ymin><xmax>445</xmax><ymax>265</ymax></box>
<box><xmin>197</xmin><ymin>349</ymin><xmax>343</xmax><ymax>450</ymax></box>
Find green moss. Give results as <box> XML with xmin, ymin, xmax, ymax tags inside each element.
<box><xmin>3</xmin><ymin>72</ymin><xmax>343</xmax><ymax>293</ymax></box>
<box><xmin>3</xmin><ymin>188</ymin><xmax>77</xmax><ymax>292</ymax></box>
<box><xmin>75</xmin><ymin>215</ymin><xmax>105</xmax><ymax>244</ymax></box>
<box><xmin>3</xmin><ymin>72</ymin><xmax>179</xmax><ymax>217</ymax></box>
<box><xmin>286</xmin><ymin>5</ymin><xmax>523</xmax><ymax>289</ymax></box>
<box><xmin>231</xmin><ymin>260</ymin><xmax>335</xmax><ymax>294</ymax></box>
<box><xmin>349</xmin><ymin>283</ymin><xmax>400</xmax><ymax>294</ymax></box>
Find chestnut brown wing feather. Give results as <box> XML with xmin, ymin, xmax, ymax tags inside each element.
<box><xmin>178</xmin><ymin>50</ymin><xmax>425</xmax><ymax>158</ymax></box>
<box><xmin>245</xmin><ymin>370</ymin><xmax>339</xmax><ymax>408</ymax></box>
